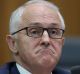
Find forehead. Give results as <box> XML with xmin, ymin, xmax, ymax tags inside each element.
<box><xmin>21</xmin><ymin>4</ymin><xmax>62</xmax><ymax>28</ymax></box>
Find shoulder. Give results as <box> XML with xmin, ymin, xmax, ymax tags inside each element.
<box><xmin>0</xmin><ymin>62</ymin><xmax>17</xmax><ymax>74</ymax></box>
<box><xmin>52</xmin><ymin>67</ymin><xmax>71</xmax><ymax>74</ymax></box>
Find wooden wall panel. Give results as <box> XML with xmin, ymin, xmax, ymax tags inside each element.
<box><xmin>0</xmin><ymin>0</ymin><xmax>80</xmax><ymax>65</ymax></box>
<box><xmin>0</xmin><ymin>0</ymin><xmax>27</xmax><ymax>65</ymax></box>
<box><xmin>51</xmin><ymin>0</ymin><xmax>80</xmax><ymax>37</ymax></box>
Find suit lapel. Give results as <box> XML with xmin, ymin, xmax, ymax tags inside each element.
<box><xmin>8</xmin><ymin>62</ymin><xmax>20</xmax><ymax>74</ymax></box>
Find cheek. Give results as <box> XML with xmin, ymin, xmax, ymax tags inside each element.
<box><xmin>26</xmin><ymin>38</ymin><xmax>41</xmax><ymax>50</ymax></box>
<box><xmin>17</xmin><ymin>37</ymin><xmax>36</xmax><ymax>62</ymax></box>
<box><xmin>17</xmin><ymin>35</ymin><xmax>31</xmax><ymax>55</ymax></box>
<box><xmin>52</xmin><ymin>39</ymin><xmax>63</xmax><ymax>56</ymax></box>
<box><xmin>18</xmin><ymin>36</ymin><xmax>40</xmax><ymax>54</ymax></box>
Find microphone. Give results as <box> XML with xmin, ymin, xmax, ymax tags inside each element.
<box><xmin>71</xmin><ymin>66</ymin><xmax>80</xmax><ymax>74</ymax></box>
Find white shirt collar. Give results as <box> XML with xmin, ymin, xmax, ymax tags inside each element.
<box><xmin>16</xmin><ymin>63</ymin><xmax>52</xmax><ymax>74</ymax></box>
<box><xmin>16</xmin><ymin>63</ymin><xmax>31</xmax><ymax>74</ymax></box>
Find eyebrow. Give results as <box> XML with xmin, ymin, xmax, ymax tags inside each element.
<box><xmin>28</xmin><ymin>22</ymin><xmax>60</xmax><ymax>28</ymax></box>
<box><xmin>29</xmin><ymin>23</ymin><xmax>42</xmax><ymax>26</ymax></box>
<box><xmin>50</xmin><ymin>23</ymin><xmax>58</xmax><ymax>26</ymax></box>
<box><xmin>50</xmin><ymin>23</ymin><xmax>61</xmax><ymax>28</ymax></box>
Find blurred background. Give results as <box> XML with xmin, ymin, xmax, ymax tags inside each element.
<box><xmin>0</xmin><ymin>0</ymin><xmax>80</xmax><ymax>68</ymax></box>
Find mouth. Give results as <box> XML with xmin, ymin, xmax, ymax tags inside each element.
<box><xmin>42</xmin><ymin>48</ymin><xmax>55</xmax><ymax>56</ymax></box>
<box><xmin>36</xmin><ymin>48</ymin><xmax>55</xmax><ymax>56</ymax></box>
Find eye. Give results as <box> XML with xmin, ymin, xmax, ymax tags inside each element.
<box><xmin>29</xmin><ymin>28</ymin><xmax>42</xmax><ymax>35</ymax></box>
<box><xmin>50</xmin><ymin>29</ymin><xmax>58</xmax><ymax>34</ymax></box>
<box><xmin>30</xmin><ymin>29</ymin><xmax>39</xmax><ymax>34</ymax></box>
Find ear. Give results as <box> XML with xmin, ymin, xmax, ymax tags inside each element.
<box><xmin>6</xmin><ymin>35</ymin><xmax>18</xmax><ymax>54</ymax></box>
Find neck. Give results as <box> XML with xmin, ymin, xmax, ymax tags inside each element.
<box><xmin>15</xmin><ymin>58</ymin><xmax>53</xmax><ymax>74</ymax></box>
<box><xmin>30</xmin><ymin>67</ymin><xmax>52</xmax><ymax>74</ymax></box>
<box><xmin>32</xmin><ymin>71</ymin><xmax>51</xmax><ymax>74</ymax></box>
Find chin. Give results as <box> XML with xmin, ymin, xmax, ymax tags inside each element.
<box><xmin>39</xmin><ymin>55</ymin><xmax>57</xmax><ymax>69</ymax></box>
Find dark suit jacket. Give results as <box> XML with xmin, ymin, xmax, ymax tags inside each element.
<box><xmin>0</xmin><ymin>62</ymin><xmax>71</xmax><ymax>74</ymax></box>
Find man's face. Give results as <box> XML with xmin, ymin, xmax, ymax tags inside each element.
<box><xmin>16</xmin><ymin>5</ymin><xmax>64</xmax><ymax>71</ymax></box>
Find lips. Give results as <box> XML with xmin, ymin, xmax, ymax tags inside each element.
<box><xmin>35</xmin><ymin>47</ymin><xmax>55</xmax><ymax>56</ymax></box>
<box><xmin>40</xmin><ymin>48</ymin><xmax>55</xmax><ymax>56</ymax></box>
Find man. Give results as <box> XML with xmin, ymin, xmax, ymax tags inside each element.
<box><xmin>0</xmin><ymin>0</ymin><xmax>71</xmax><ymax>74</ymax></box>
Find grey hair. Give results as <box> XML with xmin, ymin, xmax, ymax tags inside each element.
<box><xmin>9</xmin><ymin>0</ymin><xmax>65</xmax><ymax>35</ymax></box>
<box><xmin>9</xmin><ymin>7</ymin><xmax>24</xmax><ymax>34</ymax></box>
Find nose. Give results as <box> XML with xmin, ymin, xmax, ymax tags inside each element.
<box><xmin>40</xmin><ymin>31</ymin><xmax>50</xmax><ymax>47</ymax></box>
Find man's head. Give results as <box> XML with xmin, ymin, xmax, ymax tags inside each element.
<box><xmin>6</xmin><ymin>0</ymin><xmax>65</xmax><ymax>73</ymax></box>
